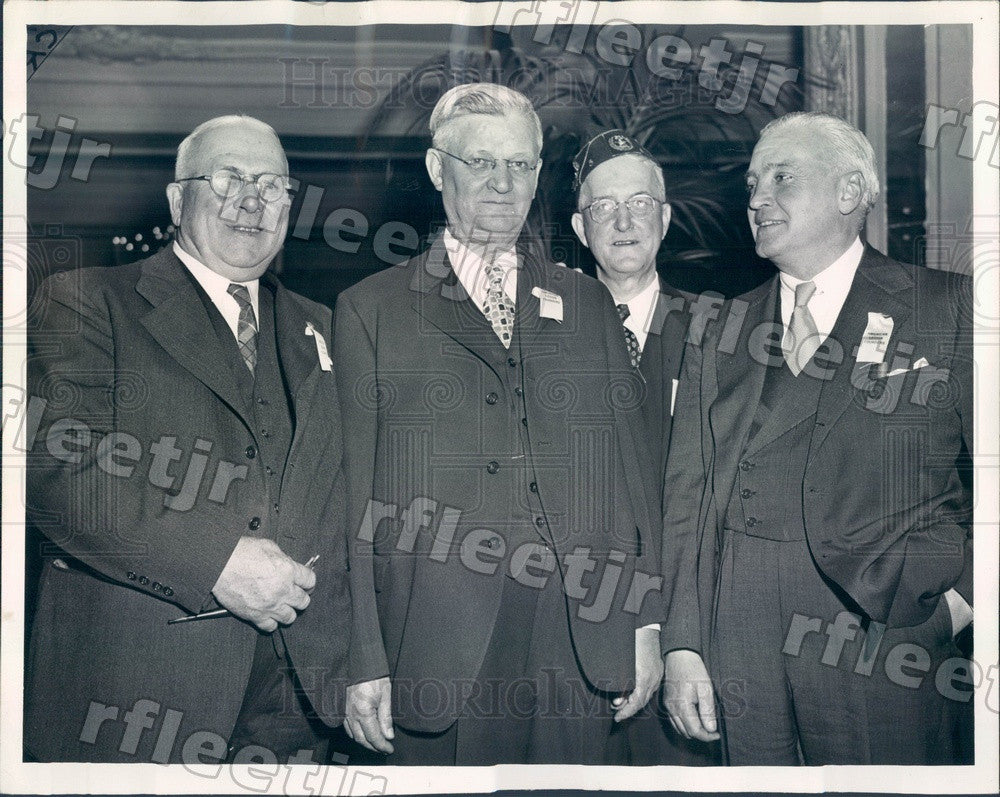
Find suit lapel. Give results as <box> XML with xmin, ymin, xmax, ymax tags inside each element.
<box><xmin>710</xmin><ymin>279</ymin><xmax>776</xmax><ymax>460</ymax></box>
<box><xmin>811</xmin><ymin>248</ymin><xmax>914</xmax><ymax>452</ymax></box>
<box><xmin>268</xmin><ymin>275</ymin><xmax>322</xmax><ymax>404</ymax></box>
<box><xmin>136</xmin><ymin>249</ymin><xmax>252</xmax><ymax>426</ymax></box>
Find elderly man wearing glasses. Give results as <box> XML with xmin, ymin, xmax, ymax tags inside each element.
<box><xmin>334</xmin><ymin>85</ymin><xmax>668</xmax><ymax>765</ymax></box>
<box><xmin>571</xmin><ymin>131</ymin><xmax>717</xmax><ymax>765</ymax></box>
<box><xmin>25</xmin><ymin>115</ymin><xmax>352</xmax><ymax>763</ymax></box>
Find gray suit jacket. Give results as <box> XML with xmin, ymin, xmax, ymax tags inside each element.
<box><xmin>662</xmin><ymin>247</ymin><xmax>973</xmax><ymax>660</ymax></box>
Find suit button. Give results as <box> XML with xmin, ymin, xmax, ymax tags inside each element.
<box><xmin>535</xmin><ymin>516</ymin><xmax>546</xmax><ymax>527</ymax></box>
<box><xmin>741</xmin><ymin>489</ymin><xmax>754</xmax><ymax>499</ymax></box>
<box><xmin>486</xmin><ymin>536</ymin><xmax>501</xmax><ymax>549</ymax></box>
<box><xmin>485</xmin><ymin>392</ymin><xmax>499</xmax><ymax>405</ymax></box>
<box><xmin>257</xmin><ymin>397</ymin><xmax>268</xmax><ymax>406</ymax></box>
<box><xmin>514</xmin><ymin>386</ymin><xmax>523</xmax><ymax>397</ymax></box>
<box><xmin>138</xmin><ymin>576</ymin><xmax>149</xmax><ymax>586</ymax></box>
<box><xmin>521</xmin><ymin>417</ymin><xmax>528</xmax><ymax>426</ymax></box>
<box><xmin>163</xmin><ymin>587</ymin><xmax>174</xmax><ymax>597</ymax></box>
<box><xmin>746</xmin><ymin>517</ymin><xmax>758</xmax><ymax>528</ymax></box>
<box><xmin>739</xmin><ymin>460</ymin><xmax>753</xmax><ymax>471</ymax></box>
<box><xmin>248</xmin><ymin>516</ymin><xmax>261</xmax><ymax>530</ymax></box>
<box><xmin>265</xmin><ymin>466</ymin><xmax>273</xmax><ymax>475</ymax></box>
<box><xmin>126</xmin><ymin>571</ymin><xmax>137</xmax><ymax>581</ymax></box>
<box><xmin>261</xmin><ymin>429</ymin><xmax>270</xmax><ymax>438</ymax></box>
<box><xmin>245</xmin><ymin>445</ymin><xmax>257</xmax><ymax>459</ymax></box>
<box><xmin>486</xmin><ymin>460</ymin><xmax>500</xmax><ymax>474</ymax></box>
<box><xmin>508</xmin><ymin>357</ymin><xmax>518</xmax><ymax>368</ymax></box>
<box><xmin>152</xmin><ymin>581</ymin><xmax>161</xmax><ymax>591</ymax></box>
<box><xmin>529</xmin><ymin>482</ymin><xmax>538</xmax><ymax>493</ymax></box>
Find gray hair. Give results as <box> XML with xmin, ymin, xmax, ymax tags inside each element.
<box><xmin>759</xmin><ymin>111</ymin><xmax>881</xmax><ymax>214</ymax></box>
<box><xmin>429</xmin><ymin>83</ymin><xmax>543</xmax><ymax>153</ymax></box>
<box><xmin>174</xmin><ymin>115</ymin><xmax>286</xmax><ymax>180</ymax></box>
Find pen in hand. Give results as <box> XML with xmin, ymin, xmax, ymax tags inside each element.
<box><xmin>168</xmin><ymin>554</ymin><xmax>319</xmax><ymax>625</ymax></box>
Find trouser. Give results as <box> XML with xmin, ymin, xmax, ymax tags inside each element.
<box><xmin>389</xmin><ymin>565</ymin><xmax>626</xmax><ymax>765</ymax></box>
<box><xmin>711</xmin><ymin>528</ymin><xmax>972</xmax><ymax>765</ymax></box>
<box><xmin>226</xmin><ymin>633</ymin><xmax>330</xmax><ymax>765</ymax></box>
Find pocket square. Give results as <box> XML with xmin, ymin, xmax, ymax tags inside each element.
<box><xmin>883</xmin><ymin>357</ymin><xmax>931</xmax><ymax>378</ymax></box>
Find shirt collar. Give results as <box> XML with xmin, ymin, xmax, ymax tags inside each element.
<box><xmin>778</xmin><ymin>237</ymin><xmax>864</xmax><ymax>298</ymax></box>
<box><xmin>442</xmin><ymin>228</ymin><xmax>518</xmax><ymax>308</ymax></box>
<box><xmin>173</xmin><ymin>240</ymin><xmax>259</xmax><ymax>312</ymax></box>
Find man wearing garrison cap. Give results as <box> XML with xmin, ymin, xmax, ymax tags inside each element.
<box><xmin>572</xmin><ymin>130</ymin><xmax>718</xmax><ymax>765</ymax></box>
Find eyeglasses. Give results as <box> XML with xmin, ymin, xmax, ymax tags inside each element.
<box><xmin>176</xmin><ymin>169</ymin><xmax>289</xmax><ymax>203</ymax></box>
<box><xmin>582</xmin><ymin>194</ymin><xmax>663</xmax><ymax>224</ymax></box>
<box><xmin>433</xmin><ymin>148</ymin><xmax>539</xmax><ymax>176</ymax></box>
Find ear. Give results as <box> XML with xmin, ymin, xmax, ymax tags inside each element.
<box><xmin>570</xmin><ymin>211</ymin><xmax>588</xmax><ymax>248</ymax></box>
<box><xmin>838</xmin><ymin>172</ymin><xmax>865</xmax><ymax>215</ymax></box>
<box><xmin>660</xmin><ymin>202</ymin><xmax>672</xmax><ymax>240</ymax></box>
<box><xmin>425</xmin><ymin>149</ymin><xmax>444</xmax><ymax>191</ymax></box>
<box><xmin>166</xmin><ymin>182</ymin><xmax>184</xmax><ymax>227</ymax></box>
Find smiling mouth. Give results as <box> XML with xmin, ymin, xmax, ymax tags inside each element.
<box><xmin>612</xmin><ymin>239</ymin><xmax>639</xmax><ymax>246</ymax></box>
<box><xmin>231</xmin><ymin>225</ymin><xmax>263</xmax><ymax>234</ymax></box>
<box><xmin>755</xmin><ymin>220</ymin><xmax>784</xmax><ymax>229</ymax></box>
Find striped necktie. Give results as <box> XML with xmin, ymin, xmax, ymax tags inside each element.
<box><xmin>227</xmin><ymin>282</ymin><xmax>258</xmax><ymax>374</ymax></box>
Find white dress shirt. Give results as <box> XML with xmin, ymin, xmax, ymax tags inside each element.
<box><xmin>778</xmin><ymin>237</ymin><xmax>864</xmax><ymax>343</ymax></box>
<box><xmin>617</xmin><ymin>273</ymin><xmax>662</xmax><ymax>352</ymax></box>
<box><xmin>173</xmin><ymin>241</ymin><xmax>260</xmax><ymax>341</ymax></box>
<box><xmin>443</xmin><ymin>229</ymin><xmax>518</xmax><ymax>313</ymax></box>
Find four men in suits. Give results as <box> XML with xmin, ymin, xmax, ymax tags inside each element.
<box><xmin>661</xmin><ymin>111</ymin><xmax>974</xmax><ymax>764</ymax></box>
<box><xmin>25</xmin><ymin>115</ymin><xmax>352</xmax><ymax>763</ymax></box>
<box><xmin>22</xmin><ymin>99</ymin><xmax>976</xmax><ymax>768</ymax></box>
<box><xmin>333</xmin><ymin>83</ymin><xmax>665</xmax><ymax>764</ymax></box>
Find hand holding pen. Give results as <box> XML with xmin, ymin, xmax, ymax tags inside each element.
<box><xmin>171</xmin><ymin>538</ymin><xmax>318</xmax><ymax>631</ymax></box>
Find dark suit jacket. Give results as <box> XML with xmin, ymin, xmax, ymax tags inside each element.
<box><xmin>25</xmin><ymin>247</ymin><xmax>352</xmax><ymax>762</ymax></box>
<box><xmin>662</xmin><ymin>247</ymin><xmax>973</xmax><ymax>659</ymax></box>
<box><xmin>637</xmin><ymin>279</ymin><xmax>694</xmax><ymax>499</ymax></box>
<box><xmin>333</xmin><ymin>235</ymin><xmax>662</xmax><ymax>733</ymax></box>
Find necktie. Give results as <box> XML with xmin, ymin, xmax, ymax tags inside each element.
<box><xmin>227</xmin><ymin>283</ymin><xmax>258</xmax><ymax>373</ymax></box>
<box><xmin>783</xmin><ymin>280</ymin><xmax>819</xmax><ymax>376</ymax></box>
<box><xmin>482</xmin><ymin>262</ymin><xmax>514</xmax><ymax>348</ymax></box>
<box><xmin>616</xmin><ymin>303</ymin><xmax>642</xmax><ymax>368</ymax></box>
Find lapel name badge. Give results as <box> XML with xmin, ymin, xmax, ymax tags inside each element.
<box><xmin>304</xmin><ymin>322</ymin><xmax>333</xmax><ymax>371</ymax></box>
<box><xmin>531</xmin><ymin>286</ymin><xmax>563</xmax><ymax>322</ymax></box>
<box><xmin>856</xmin><ymin>312</ymin><xmax>893</xmax><ymax>364</ymax></box>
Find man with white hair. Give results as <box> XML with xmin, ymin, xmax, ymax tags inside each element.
<box><xmin>660</xmin><ymin>111</ymin><xmax>973</xmax><ymax>763</ymax></box>
<box><xmin>25</xmin><ymin>115</ymin><xmax>352</xmax><ymax>762</ymax></box>
<box><xmin>335</xmin><ymin>83</ymin><xmax>665</xmax><ymax>764</ymax></box>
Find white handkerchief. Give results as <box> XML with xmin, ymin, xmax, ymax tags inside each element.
<box><xmin>885</xmin><ymin>357</ymin><xmax>931</xmax><ymax>378</ymax></box>
<box><xmin>857</xmin><ymin>313</ymin><xmax>894</xmax><ymax>363</ymax></box>
<box><xmin>304</xmin><ymin>322</ymin><xmax>333</xmax><ymax>371</ymax></box>
<box><xmin>670</xmin><ymin>378</ymin><xmax>679</xmax><ymax>417</ymax></box>
<box><xmin>531</xmin><ymin>286</ymin><xmax>563</xmax><ymax>322</ymax></box>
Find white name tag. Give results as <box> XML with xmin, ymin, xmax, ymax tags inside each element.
<box><xmin>304</xmin><ymin>322</ymin><xmax>333</xmax><ymax>372</ymax></box>
<box><xmin>531</xmin><ymin>286</ymin><xmax>563</xmax><ymax>322</ymax></box>
<box><xmin>857</xmin><ymin>313</ymin><xmax>893</xmax><ymax>364</ymax></box>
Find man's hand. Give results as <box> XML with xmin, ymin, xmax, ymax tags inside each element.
<box><xmin>943</xmin><ymin>588</ymin><xmax>973</xmax><ymax>636</ymax></box>
<box><xmin>612</xmin><ymin>626</ymin><xmax>664</xmax><ymax>722</ymax></box>
<box><xmin>344</xmin><ymin>677</ymin><xmax>394</xmax><ymax>754</ymax></box>
<box><xmin>662</xmin><ymin>649</ymin><xmax>720</xmax><ymax>742</ymax></box>
<box><xmin>211</xmin><ymin>537</ymin><xmax>315</xmax><ymax>632</ymax></box>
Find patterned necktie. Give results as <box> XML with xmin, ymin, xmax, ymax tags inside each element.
<box><xmin>616</xmin><ymin>303</ymin><xmax>642</xmax><ymax>368</ymax></box>
<box><xmin>482</xmin><ymin>262</ymin><xmax>514</xmax><ymax>348</ymax></box>
<box><xmin>783</xmin><ymin>280</ymin><xmax>819</xmax><ymax>376</ymax></box>
<box><xmin>227</xmin><ymin>282</ymin><xmax>258</xmax><ymax>373</ymax></box>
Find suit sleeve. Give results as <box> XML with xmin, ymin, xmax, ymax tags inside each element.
<box><xmin>332</xmin><ymin>290</ymin><xmax>391</xmax><ymax>683</ymax></box>
<box><xmin>26</xmin><ymin>274</ymin><xmax>241</xmax><ymax>613</ymax></box>
<box><xmin>659</xmin><ymin>333</ymin><xmax>711</xmax><ymax>656</ymax></box>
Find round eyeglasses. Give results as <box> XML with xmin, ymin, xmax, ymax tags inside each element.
<box><xmin>176</xmin><ymin>169</ymin><xmax>289</xmax><ymax>203</ymax></box>
<box><xmin>433</xmin><ymin>148</ymin><xmax>539</xmax><ymax>176</ymax></box>
<box><xmin>583</xmin><ymin>194</ymin><xmax>663</xmax><ymax>224</ymax></box>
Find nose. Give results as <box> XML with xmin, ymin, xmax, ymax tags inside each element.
<box><xmin>487</xmin><ymin>162</ymin><xmax>513</xmax><ymax>194</ymax></box>
<box><xmin>237</xmin><ymin>185</ymin><xmax>263</xmax><ymax>213</ymax></box>
<box><xmin>613</xmin><ymin>202</ymin><xmax>633</xmax><ymax>232</ymax></box>
<box><xmin>748</xmin><ymin>182</ymin><xmax>770</xmax><ymax>211</ymax></box>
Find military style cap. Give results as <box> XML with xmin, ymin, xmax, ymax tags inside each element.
<box><xmin>572</xmin><ymin>129</ymin><xmax>655</xmax><ymax>192</ymax></box>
